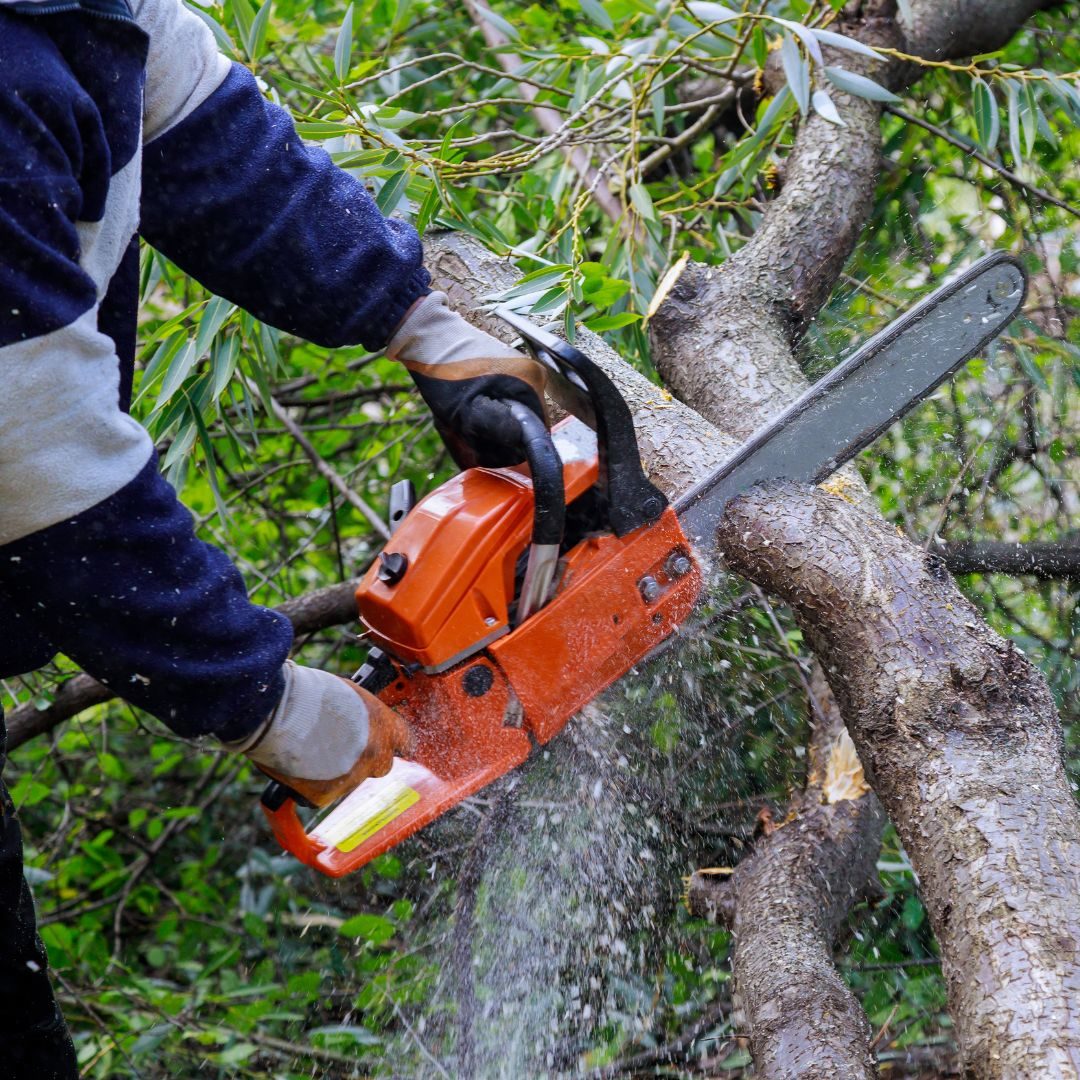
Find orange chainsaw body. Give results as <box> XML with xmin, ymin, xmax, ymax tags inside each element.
<box><xmin>263</xmin><ymin>420</ymin><xmax>702</xmax><ymax>877</ymax></box>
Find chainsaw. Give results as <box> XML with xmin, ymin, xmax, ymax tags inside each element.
<box><xmin>262</xmin><ymin>251</ymin><xmax>1027</xmax><ymax>877</ymax></box>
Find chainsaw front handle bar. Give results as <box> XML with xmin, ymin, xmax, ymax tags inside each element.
<box><xmin>496</xmin><ymin>307</ymin><xmax>666</xmax><ymax>537</ymax></box>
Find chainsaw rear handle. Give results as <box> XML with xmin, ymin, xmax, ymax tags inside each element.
<box><xmin>496</xmin><ymin>307</ymin><xmax>667</xmax><ymax>537</ymax></box>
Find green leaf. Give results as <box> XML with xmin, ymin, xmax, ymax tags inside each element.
<box><xmin>375</xmin><ymin>169</ymin><xmax>409</xmax><ymax>213</ymax></box>
<box><xmin>629</xmin><ymin>182</ymin><xmax>658</xmax><ymax>221</ymax></box>
<box><xmin>972</xmin><ymin>77</ymin><xmax>1000</xmax><ymax>151</ymax></box>
<box><xmin>210</xmin><ymin>335</ymin><xmax>240</xmax><ymax>399</ymax></box>
<box><xmin>476</xmin><ymin>4</ymin><xmax>519</xmax><ymax>40</ymax></box>
<box><xmin>825</xmin><ymin>66</ymin><xmax>900</xmax><ymax>103</ymax></box>
<box><xmin>231</xmin><ymin>0</ymin><xmax>255</xmax><ymax>50</ymax></box>
<box><xmin>901</xmin><ymin>896</ymin><xmax>925</xmax><ymax>931</ymax></box>
<box><xmin>811</xmin><ymin>89</ymin><xmax>846</xmax><ymax>126</ymax></box>
<box><xmin>580</xmin><ymin>0</ymin><xmax>613</xmax><ymax>30</ymax></box>
<box><xmin>245</xmin><ymin>0</ymin><xmax>271</xmax><ymax>59</ymax></box>
<box><xmin>1015</xmin><ymin>343</ymin><xmax>1049</xmax><ymax>390</ymax></box>
<box><xmin>218</xmin><ymin>1042</ymin><xmax>258</xmax><ymax>1065</ymax></box>
<box><xmin>774</xmin><ymin>17</ymin><xmax>823</xmax><ymax>65</ymax></box>
<box><xmin>309</xmin><ymin>1024</ymin><xmax>382</xmax><ymax>1048</ymax></box>
<box><xmin>811</xmin><ymin>27</ymin><xmax>881</xmax><ymax>60</ymax></box>
<box><xmin>529</xmin><ymin>285</ymin><xmax>570</xmax><ymax>315</ymax></box>
<box><xmin>495</xmin><ymin>265</ymin><xmax>571</xmax><ymax>301</ymax></box>
<box><xmin>158</xmin><ymin>340</ymin><xmax>199</xmax><ymax>404</ymax></box>
<box><xmin>1007</xmin><ymin>80</ymin><xmax>1022</xmax><ymax>163</ymax></box>
<box><xmin>584</xmin><ymin>311</ymin><xmax>642</xmax><ymax>331</ymax></box>
<box><xmin>194</xmin><ymin>296</ymin><xmax>234</xmax><ymax>356</ymax></box>
<box><xmin>751</xmin><ymin>24</ymin><xmax>767</xmax><ymax>69</ymax></box>
<box><xmin>338</xmin><ymin>913</ymin><xmax>396</xmax><ymax>944</ymax></box>
<box><xmin>334</xmin><ymin>3</ymin><xmax>354</xmax><ymax>82</ymax></box>
<box><xmin>415</xmin><ymin>182</ymin><xmax>442</xmax><ymax>235</ymax></box>
<box><xmin>651</xmin><ymin>84</ymin><xmax>666</xmax><ymax>133</ymax></box>
<box><xmin>1020</xmin><ymin>81</ymin><xmax>1039</xmax><ymax>154</ymax></box>
<box><xmin>781</xmin><ymin>35</ymin><xmax>810</xmax><ymax>117</ymax></box>
<box><xmin>686</xmin><ymin>1</ymin><xmax>739</xmax><ymax>24</ymax></box>
<box><xmin>295</xmin><ymin>120</ymin><xmax>352</xmax><ymax>139</ymax></box>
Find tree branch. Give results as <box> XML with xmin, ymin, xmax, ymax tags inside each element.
<box><xmin>940</xmin><ymin>538</ymin><xmax>1080</xmax><ymax>579</ymax></box>
<box><xmin>688</xmin><ymin>666</ymin><xmax>884</xmax><ymax>1080</ymax></box>
<box><xmin>649</xmin><ymin>2</ymin><xmax>1074</xmax><ymax>1073</ymax></box>
<box><xmin>886</xmin><ymin>104</ymin><xmax>1080</xmax><ymax>220</ymax></box>
<box><xmin>717</xmin><ymin>481</ymin><xmax>1080</xmax><ymax>1076</ymax></box>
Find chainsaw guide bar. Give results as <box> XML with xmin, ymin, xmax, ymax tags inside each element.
<box><xmin>262</xmin><ymin>252</ymin><xmax>1027</xmax><ymax>877</ymax></box>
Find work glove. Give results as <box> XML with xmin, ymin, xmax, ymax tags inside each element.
<box><xmin>228</xmin><ymin>661</ymin><xmax>410</xmax><ymax>807</ymax></box>
<box><xmin>388</xmin><ymin>291</ymin><xmax>549</xmax><ymax>468</ymax></box>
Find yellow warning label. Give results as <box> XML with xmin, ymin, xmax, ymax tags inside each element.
<box><xmin>336</xmin><ymin>782</ymin><xmax>420</xmax><ymax>853</ymax></box>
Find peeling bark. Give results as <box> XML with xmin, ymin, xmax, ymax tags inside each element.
<box><xmin>717</xmin><ymin>482</ymin><xmax>1080</xmax><ymax>1076</ymax></box>
<box><xmin>688</xmin><ymin>668</ymin><xmax>885</xmax><ymax>1080</ymax></box>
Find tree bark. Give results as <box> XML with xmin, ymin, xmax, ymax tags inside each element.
<box><xmin>941</xmin><ymin>538</ymin><xmax>1080</xmax><ymax>579</ymax></box>
<box><xmin>716</xmin><ymin>482</ymin><xmax>1080</xmax><ymax>1075</ymax></box>
<box><xmin>688</xmin><ymin>667</ymin><xmax>884</xmax><ymax>1080</ymax></box>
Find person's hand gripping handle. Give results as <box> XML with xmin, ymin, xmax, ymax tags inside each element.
<box><xmin>387</xmin><ymin>291</ymin><xmax>550</xmax><ymax>469</ymax></box>
<box><xmin>229</xmin><ymin>661</ymin><xmax>411</xmax><ymax>808</ymax></box>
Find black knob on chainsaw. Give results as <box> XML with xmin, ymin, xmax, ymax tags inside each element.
<box><xmin>377</xmin><ymin>551</ymin><xmax>409</xmax><ymax>585</ymax></box>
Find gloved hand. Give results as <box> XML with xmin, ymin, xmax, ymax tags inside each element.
<box><xmin>227</xmin><ymin>660</ymin><xmax>410</xmax><ymax>807</ymax></box>
<box><xmin>388</xmin><ymin>291</ymin><xmax>549</xmax><ymax>468</ymax></box>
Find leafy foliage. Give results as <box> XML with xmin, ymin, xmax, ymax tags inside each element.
<box><xmin>3</xmin><ymin>0</ymin><xmax>1079</xmax><ymax>1075</ymax></box>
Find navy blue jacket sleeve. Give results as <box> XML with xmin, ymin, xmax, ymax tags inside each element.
<box><xmin>1</xmin><ymin>457</ymin><xmax>293</xmax><ymax>742</ymax></box>
<box><xmin>140</xmin><ymin>63</ymin><xmax>430</xmax><ymax>352</ymax></box>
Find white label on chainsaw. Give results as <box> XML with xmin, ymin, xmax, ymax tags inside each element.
<box><xmin>311</xmin><ymin>759</ymin><xmax>439</xmax><ymax>852</ymax></box>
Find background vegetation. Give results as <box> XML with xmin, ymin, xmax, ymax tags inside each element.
<box><xmin>3</xmin><ymin>0</ymin><xmax>1078</xmax><ymax>1074</ymax></box>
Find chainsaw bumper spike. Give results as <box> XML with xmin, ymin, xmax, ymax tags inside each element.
<box><xmin>262</xmin><ymin>252</ymin><xmax>1028</xmax><ymax>877</ymax></box>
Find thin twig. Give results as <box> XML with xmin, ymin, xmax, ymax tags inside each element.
<box><xmin>265</xmin><ymin>388</ymin><xmax>391</xmax><ymax>539</ymax></box>
<box><xmin>887</xmin><ymin>105</ymin><xmax>1080</xmax><ymax>220</ymax></box>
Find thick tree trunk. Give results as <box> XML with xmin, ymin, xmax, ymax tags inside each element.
<box><xmin>717</xmin><ymin>482</ymin><xmax>1080</xmax><ymax>1076</ymax></box>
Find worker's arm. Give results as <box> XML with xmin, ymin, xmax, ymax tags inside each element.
<box><xmin>134</xmin><ymin>0</ymin><xmax>552</xmax><ymax>465</ymax></box>
<box><xmin>0</xmin><ymin>16</ymin><xmax>404</xmax><ymax>793</ymax></box>
<box><xmin>135</xmin><ymin>0</ymin><xmax>429</xmax><ymax>351</ymax></box>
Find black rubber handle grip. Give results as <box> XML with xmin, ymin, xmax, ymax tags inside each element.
<box><xmin>511</xmin><ymin>402</ymin><xmax>565</xmax><ymax>548</ymax></box>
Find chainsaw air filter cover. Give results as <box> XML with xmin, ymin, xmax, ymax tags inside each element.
<box><xmin>355</xmin><ymin>420</ymin><xmax>602</xmax><ymax>673</ymax></box>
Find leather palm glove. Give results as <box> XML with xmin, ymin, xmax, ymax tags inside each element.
<box><xmin>387</xmin><ymin>291</ymin><xmax>549</xmax><ymax>468</ymax></box>
<box><xmin>227</xmin><ymin>661</ymin><xmax>410</xmax><ymax>807</ymax></box>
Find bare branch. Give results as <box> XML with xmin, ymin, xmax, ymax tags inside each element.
<box><xmin>940</xmin><ymin>538</ymin><xmax>1080</xmax><ymax>579</ymax></box>
<box><xmin>461</xmin><ymin>0</ymin><xmax>626</xmax><ymax>224</ymax></box>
